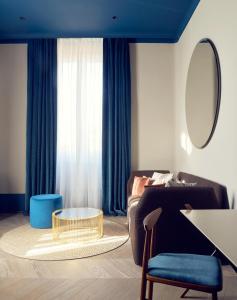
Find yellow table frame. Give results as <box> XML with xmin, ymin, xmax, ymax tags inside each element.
<box><xmin>52</xmin><ymin>208</ymin><xmax>103</xmax><ymax>242</ymax></box>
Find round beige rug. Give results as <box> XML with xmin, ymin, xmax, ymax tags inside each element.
<box><xmin>0</xmin><ymin>219</ymin><xmax>129</xmax><ymax>261</ymax></box>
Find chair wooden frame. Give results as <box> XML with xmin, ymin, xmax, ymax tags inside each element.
<box><xmin>140</xmin><ymin>207</ymin><xmax>220</xmax><ymax>300</ymax></box>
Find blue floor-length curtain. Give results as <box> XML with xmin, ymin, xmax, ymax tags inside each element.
<box><xmin>25</xmin><ymin>39</ymin><xmax>57</xmax><ymax>214</ymax></box>
<box><xmin>102</xmin><ymin>38</ymin><xmax>131</xmax><ymax>215</ymax></box>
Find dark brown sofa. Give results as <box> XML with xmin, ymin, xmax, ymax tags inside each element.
<box><xmin>127</xmin><ymin>171</ymin><xmax>229</xmax><ymax>266</ymax></box>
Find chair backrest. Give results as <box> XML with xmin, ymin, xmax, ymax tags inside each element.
<box><xmin>143</xmin><ymin>207</ymin><xmax>163</xmax><ymax>231</ymax></box>
<box><xmin>142</xmin><ymin>208</ymin><xmax>162</xmax><ymax>272</ymax></box>
<box><xmin>142</xmin><ymin>205</ymin><xmax>191</xmax><ymax>271</ymax></box>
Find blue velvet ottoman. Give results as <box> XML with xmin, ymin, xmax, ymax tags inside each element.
<box><xmin>30</xmin><ymin>194</ymin><xmax>63</xmax><ymax>228</ymax></box>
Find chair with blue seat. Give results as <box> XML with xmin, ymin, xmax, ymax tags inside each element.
<box><xmin>30</xmin><ymin>194</ymin><xmax>62</xmax><ymax>228</ymax></box>
<box><xmin>140</xmin><ymin>208</ymin><xmax>223</xmax><ymax>300</ymax></box>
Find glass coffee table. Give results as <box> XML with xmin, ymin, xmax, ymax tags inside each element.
<box><xmin>52</xmin><ymin>208</ymin><xmax>103</xmax><ymax>242</ymax></box>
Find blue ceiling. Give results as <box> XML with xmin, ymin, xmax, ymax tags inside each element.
<box><xmin>0</xmin><ymin>0</ymin><xmax>200</xmax><ymax>42</ymax></box>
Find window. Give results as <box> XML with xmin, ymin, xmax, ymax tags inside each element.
<box><xmin>56</xmin><ymin>38</ymin><xmax>103</xmax><ymax>208</ymax></box>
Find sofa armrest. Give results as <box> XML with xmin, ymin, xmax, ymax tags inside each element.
<box><xmin>127</xmin><ymin>170</ymin><xmax>169</xmax><ymax>199</ymax></box>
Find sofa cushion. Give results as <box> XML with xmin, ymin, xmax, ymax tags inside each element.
<box><xmin>127</xmin><ymin>170</ymin><xmax>170</xmax><ymax>198</ymax></box>
<box><xmin>165</xmin><ymin>179</ymin><xmax>197</xmax><ymax>187</ymax></box>
<box><xmin>132</xmin><ymin>176</ymin><xmax>151</xmax><ymax>196</ymax></box>
<box><xmin>152</xmin><ymin>172</ymin><xmax>174</xmax><ymax>185</ymax></box>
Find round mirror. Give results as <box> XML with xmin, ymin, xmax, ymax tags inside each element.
<box><xmin>185</xmin><ymin>39</ymin><xmax>221</xmax><ymax>148</ymax></box>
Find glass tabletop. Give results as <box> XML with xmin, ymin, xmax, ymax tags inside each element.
<box><xmin>54</xmin><ymin>207</ymin><xmax>103</xmax><ymax>220</ymax></box>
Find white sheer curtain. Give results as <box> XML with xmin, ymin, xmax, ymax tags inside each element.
<box><xmin>56</xmin><ymin>38</ymin><xmax>103</xmax><ymax>208</ymax></box>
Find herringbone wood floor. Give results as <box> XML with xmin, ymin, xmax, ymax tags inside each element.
<box><xmin>0</xmin><ymin>214</ymin><xmax>236</xmax><ymax>300</ymax></box>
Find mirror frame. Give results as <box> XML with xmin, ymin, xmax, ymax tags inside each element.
<box><xmin>186</xmin><ymin>38</ymin><xmax>222</xmax><ymax>149</ymax></box>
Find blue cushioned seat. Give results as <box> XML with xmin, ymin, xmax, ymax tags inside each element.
<box><xmin>148</xmin><ymin>253</ymin><xmax>222</xmax><ymax>289</ymax></box>
<box><xmin>30</xmin><ymin>194</ymin><xmax>62</xmax><ymax>229</ymax></box>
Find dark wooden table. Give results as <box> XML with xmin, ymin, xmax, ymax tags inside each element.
<box><xmin>181</xmin><ymin>209</ymin><xmax>237</xmax><ymax>271</ymax></box>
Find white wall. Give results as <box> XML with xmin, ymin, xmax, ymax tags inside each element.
<box><xmin>0</xmin><ymin>44</ymin><xmax>27</xmax><ymax>193</ymax></box>
<box><xmin>174</xmin><ymin>0</ymin><xmax>237</xmax><ymax>207</ymax></box>
<box><xmin>130</xmin><ymin>43</ymin><xmax>174</xmax><ymax>171</ymax></box>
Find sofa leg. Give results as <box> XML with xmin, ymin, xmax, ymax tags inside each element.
<box><xmin>212</xmin><ymin>292</ymin><xmax>218</xmax><ymax>300</ymax></box>
<box><xmin>180</xmin><ymin>288</ymin><xmax>189</xmax><ymax>298</ymax></box>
